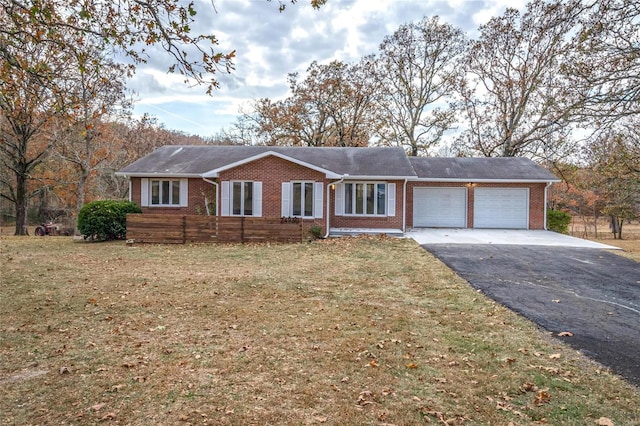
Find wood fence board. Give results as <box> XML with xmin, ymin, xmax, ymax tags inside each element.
<box><xmin>126</xmin><ymin>214</ymin><xmax>305</xmax><ymax>244</ymax></box>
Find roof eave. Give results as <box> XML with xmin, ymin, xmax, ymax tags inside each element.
<box><xmin>114</xmin><ymin>172</ymin><xmax>202</xmax><ymax>178</ymax></box>
<box><xmin>343</xmin><ymin>175</ymin><xmax>416</xmax><ymax>180</ymax></box>
<box><xmin>203</xmin><ymin>150</ymin><xmax>341</xmax><ymax>179</ymax></box>
<box><xmin>412</xmin><ymin>177</ymin><xmax>561</xmax><ymax>183</ymax></box>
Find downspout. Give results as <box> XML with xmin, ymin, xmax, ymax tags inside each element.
<box><xmin>543</xmin><ymin>181</ymin><xmax>552</xmax><ymax>230</ymax></box>
<box><xmin>324</xmin><ymin>177</ymin><xmax>345</xmax><ymax>238</ymax></box>
<box><xmin>402</xmin><ymin>178</ymin><xmax>408</xmax><ymax>233</ymax></box>
<box><xmin>202</xmin><ymin>177</ymin><xmax>219</xmax><ymax>216</ymax></box>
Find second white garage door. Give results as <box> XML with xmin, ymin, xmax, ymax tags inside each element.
<box><xmin>413</xmin><ymin>187</ymin><xmax>467</xmax><ymax>228</ymax></box>
<box><xmin>474</xmin><ymin>188</ymin><xmax>529</xmax><ymax>229</ymax></box>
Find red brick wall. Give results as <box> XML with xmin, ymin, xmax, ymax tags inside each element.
<box><xmin>130</xmin><ymin>177</ymin><xmax>215</xmax><ymax>215</ymax></box>
<box><xmin>406</xmin><ymin>181</ymin><xmax>548</xmax><ymax>230</ymax></box>
<box><xmin>219</xmin><ymin>156</ymin><xmax>328</xmax><ymax>221</ymax></box>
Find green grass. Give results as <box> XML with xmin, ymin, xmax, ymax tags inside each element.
<box><xmin>1</xmin><ymin>235</ymin><xmax>638</xmax><ymax>425</ymax></box>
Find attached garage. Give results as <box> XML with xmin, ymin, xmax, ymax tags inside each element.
<box><xmin>473</xmin><ymin>188</ymin><xmax>529</xmax><ymax>229</ymax></box>
<box><xmin>413</xmin><ymin>187</ymin><xmax>467</xmax><ymax>228</ymax></box>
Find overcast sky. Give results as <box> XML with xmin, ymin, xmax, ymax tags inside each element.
<box><xmin>127</xmin><ymin>0</ymin><xmax>526</xmax><ymax>137</ymax></box>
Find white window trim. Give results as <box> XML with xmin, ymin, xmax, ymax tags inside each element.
<box><xmin>335</xmin><ymin>182</ymin><xmax>395</xmax><ymax>217</ymax></box>
<box><xmin>282</xmin><ymin>181</ymin><xmax>324</xmax><ymax>219</ymax></box>
<box><xmin>141</xmin><ymin>178</ymin><xmax>187</xmax><ymax>207</ymax></box>
<box><xmin>222</xmin><ymin>180</ymin><xmax>262</xmax><ymax>217</ymax></box>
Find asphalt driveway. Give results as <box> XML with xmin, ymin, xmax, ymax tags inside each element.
<box><xmin>420</xmin><ymin>240</ymin><xmax>640</xmax><ymax>387</ymax></box>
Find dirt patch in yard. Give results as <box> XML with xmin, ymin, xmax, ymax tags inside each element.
<box><xmin>1</xmin><ymin>235</ymin><xmax>639</xmax><ymax>425</ymax></box>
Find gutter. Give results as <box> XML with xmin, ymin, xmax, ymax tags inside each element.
<box><xmin>324</xmin><ymin>177</ymin><xmax>345</xmax><ymax>238</ymax></box>
<box><xmin>402</xmin><ymin>178</ymin><xmax>408</xmax><ymax>233</ymax></box>
<box><xmin>543</xmin><ymin>181</ymin><xmax>552</xmax><ymax>230</ymax></box>
<box><xmin>202</xmin><ymin>177</ymin><xmax>219</xmax><ymax>216</ymax></box>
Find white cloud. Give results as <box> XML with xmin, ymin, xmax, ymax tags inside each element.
<box><xmin>127</xmin><ymin>0</ymin><xmax>529</xmax><ymax>136</ymax></box>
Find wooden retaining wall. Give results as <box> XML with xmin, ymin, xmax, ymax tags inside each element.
<box><xmin>126</xmin><ymin>214</ymin><xmax>307</xmax><ymax>244</ymax></box>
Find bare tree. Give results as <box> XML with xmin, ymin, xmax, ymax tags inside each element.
<box><xmin>570</xmin><ymin>0</ymin><xmax>640</xmax><ymax>124</ymax></box>
<box><xmin>455</xmin><ymin>0</ymin><xmax>587</xmax><ymax>158</ymax></box>
<box><xmin>370</xmin><ymin>16</ymin><xmax>467</xmax><ymax>156</ymax></box>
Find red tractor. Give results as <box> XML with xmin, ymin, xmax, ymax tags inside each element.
<box><xmin>34</xmin><ymin>222</ymin><xmax>72</xmax><ymax>236</ymax></box>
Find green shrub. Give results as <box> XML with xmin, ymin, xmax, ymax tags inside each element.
<box><xmin>78</xmin><ymin>200</ymin><xmax>142</xmax><ymax>241</ymax></box>
<box><xmin>547</xmin><ymin>209</ymin><xmax>572</xmax><ymax>234</ymax></box>
<box><xmin>309</xmin><ymin>224</ymin><xmax>323</xmax><ymax>239</ymax></box>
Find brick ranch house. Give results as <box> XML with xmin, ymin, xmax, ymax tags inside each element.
<box><xmin>115</xmin><ymin>145</ymin><xmax>560</xmax><ymax>236</ymax></box>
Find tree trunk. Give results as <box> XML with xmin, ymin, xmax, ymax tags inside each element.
<box><xmin>610</xmin><ymin>215</ymin><xmax>623</xmax><ymax>239</ymax></box>
<box><xmin>617</xmin><ymin>219</ymin><xmax>623</xmax><ymax>240</ymax></box>
<box><xmin>75</xmin><ymin>166</ymin><xmax>89</xmax><ymax>235</ymax></box>
<box><xmin>14</xmin><ymin>172</ymin><xmax>29</xmax><ymax>235</ymax></box>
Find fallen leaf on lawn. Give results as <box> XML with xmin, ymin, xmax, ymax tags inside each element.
<box><xmin>558</xmin><ymin>331</ymin><xmax>574</xmax><ymax>337</ymax></box>
<box><xmin>357</xmin><ymin>390</ymin><xmax>375</xmax><ymax>406</ymax></box>
<box><xmin>596</xmin><ymin>417</ymin><xmax>615</xmax><ymax>426</ymax></box>
<box><xmin>369</xmin><ymin>360</ymin><xmax>379</xmax><ymax>367</ymax></box>
<box><xmin>549</xmin><ymin>353</ymin><xmax>562</xmax><ymax>359</ymax></box>
<box><xmin>420</xmin><ymin>407</ymin><xmax>445</xmax><ymax>421</ymax></box>
<box><xmin>534</xmin><ymin>390</ymin><xmax>551</xmax><ymax>406</ymax></box>
<box><xmin>99</xmin><ymin>412</ymin><xmax>116</xmax><ymax>421</ymax></box>
<box><xmin>406</xmin><ymin>362</ymin><xmax>419</xmax><ymax>369</ymax></box>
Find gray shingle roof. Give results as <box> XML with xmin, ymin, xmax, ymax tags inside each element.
<box><xmin>409</xmin><ymin>157</ymin><xmax>559</xmax><ymax>181</ymax></box>
<box><xmin>117</xmin><ymin>145</ymin><xmax>559</xmax><ymax>182</ymax></box>
<box><xmin>117</xmin><ymin>145</ymin><xmax>416</xmax><ymax>178</ymax></box>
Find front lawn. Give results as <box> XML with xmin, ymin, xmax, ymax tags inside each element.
<box><xmin>1</xmin><ymin>236</ymin><xmax>638</xmax><ymax>425</ymax></box>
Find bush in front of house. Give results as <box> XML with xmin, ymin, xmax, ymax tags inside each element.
<box><xmin>547</xmin><ymin>209</ymin><xmax>572</xmax><ymax>234</ymax></box>
<box><xmin>78</xmin><ymin>200</ymin><xmax>142</xmax><ymax>241</ymax></box>
<box><xmin>309</xmin><ymin>224</ymin><xmax>323</xmax><ymax>239</ymax></box>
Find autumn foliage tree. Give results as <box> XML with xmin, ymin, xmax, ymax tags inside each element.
<box><xmin>583</xmin><ymin>127</ymin><xmax>640</xmax><ymax>239</ymax></box>
<box><xmin>548</xmin><ymin>165</ymin><xmax>605</xmax><ymax>237</ymax></box>
<box><xmin>1</xmin><ymin>0</ymin><xmax>236</xmax><ymax>93</ymax></box>
<box><xmin>54</xmin><ymin>47</ymin><xmax>130</xmax><ymax>232</ymax></box>
<box><xmin>0</xmin><ymin>38</ymin><xmax>73</xmax><ymax>235</ymax></box>
<box><xmin>246</xmin><ymin>60</ymin><xmax>376</xmax><ymax>147</ymax></box>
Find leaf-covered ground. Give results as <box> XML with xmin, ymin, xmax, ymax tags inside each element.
<box><xmin>1</xmin><ymin>236</ymin><xmax>638</xmax><ymax>425</ymax></box>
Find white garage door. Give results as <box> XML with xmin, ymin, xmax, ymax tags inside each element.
<box><xmin>474</xmin><ymin>188</ymin><xmax>529</xmax><ymax>229</ymax></box>
<box><xmin>413</xmin><ymin>187</ymin><xmax>467</xmax><ymax>228</ymax></box>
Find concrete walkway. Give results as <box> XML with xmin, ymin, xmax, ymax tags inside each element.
<box><xmin>406</xmin><ymin>228</ymin><xmax>620</xmax><ymax>249</ymax></box>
